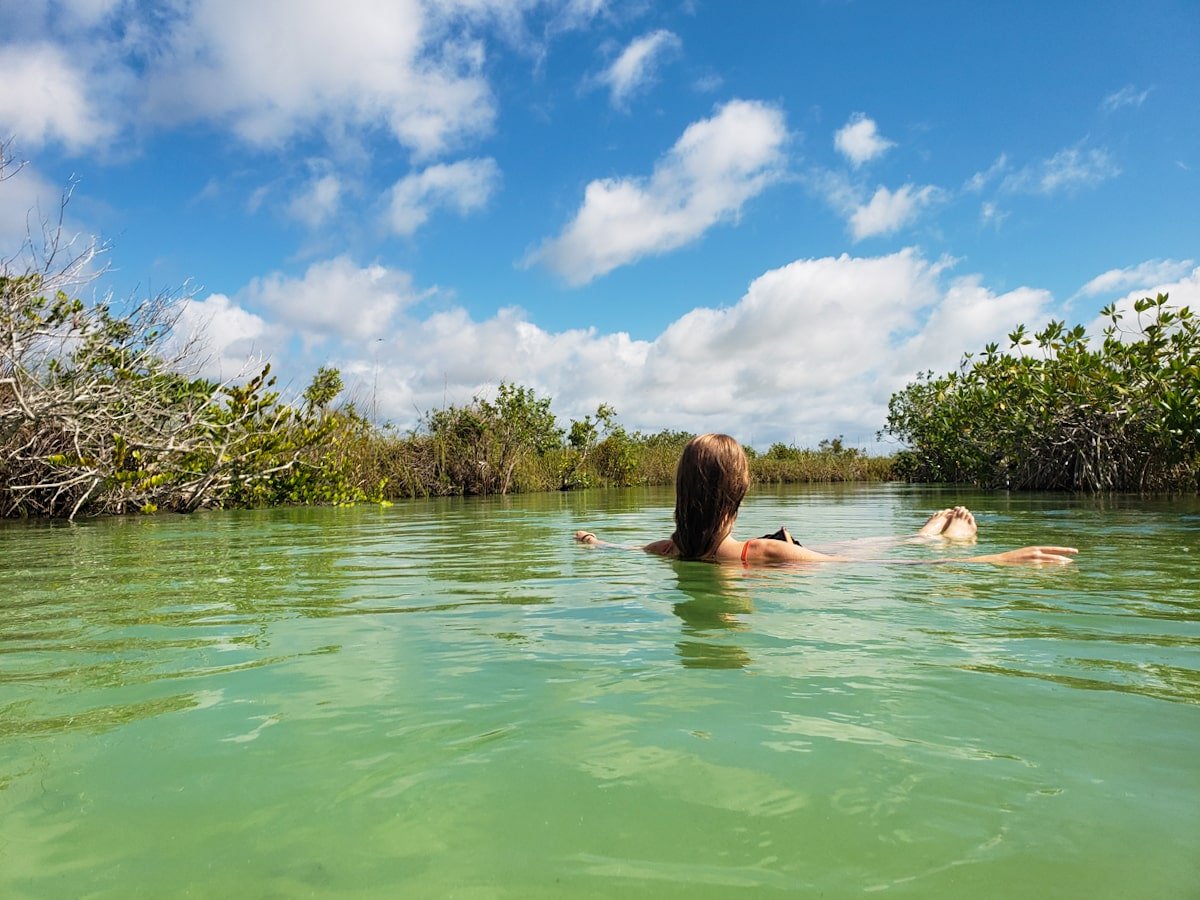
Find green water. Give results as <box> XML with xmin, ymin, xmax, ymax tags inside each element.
<box><xmin>1</xmin><ymin>485</ymin><xmax>1198</xmax><ymax>898</ymax></box>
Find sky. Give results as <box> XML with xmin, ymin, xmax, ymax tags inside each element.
<box><xmin>2</xmin><ymin>0</ymin><xmax>1198</xmax><ymax>448</ymax></box>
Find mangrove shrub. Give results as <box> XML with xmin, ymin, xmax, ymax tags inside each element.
<box><xmin>0</xmin><ymin>271</ymin><xmax>358</xmax><ymax>518</ymax></box>
<box><xmin>883</xmin><ymin>294</ymin><xmax>1200</xmax><ymax>491</ymax></box>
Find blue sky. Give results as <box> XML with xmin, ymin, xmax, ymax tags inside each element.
<box><xmin>2</xmin><ymin>0</ymin><xmax>1198</xmax><ymax>447</ymax></box>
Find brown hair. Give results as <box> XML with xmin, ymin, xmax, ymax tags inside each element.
<box><xmin>671</xmin><ymin>433</ymin><xmax>750</xmax><ymax>560</ymax></box>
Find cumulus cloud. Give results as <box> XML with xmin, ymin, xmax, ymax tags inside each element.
<box><xmin>140</xmin><ymin>0</ymin><xmax>495</xmax><ymax>158</ymax></box>
<box><xmin>1101</xmin><ymin>85</ymin><xmax>1151</xmax><ymax>113</ymax></box>
<box><xmin>833</xmin><ymin>113</ymin><xmax>894</xmax><ymax>168</ymax></box>
<box><xmin>849</xmin><ymin>184</ymin><xmax>941</xmax><ymax>241</ymax></box>
<box><xmin>1003</xmin><ymin>145</ymin><xmax>1120</xmax><ymax>194</ymax></box>
<box><xmin>385</xmin><ymin>158</ymin><xmax>500</xmax><ymax>236</ymax></box>
<box><xmin>0</xmin><ymin>0</ymin><xmax>616</xmax><ymax>161</ymax></box>
<box><xmin>598</xmin><ymin>29</ymin><xmax>682</xmax><ymax>109</ymax></box>
<box><xmin>0</xmin><ymin>43</ymin><xmax>113</xmax><ymax>151</ymax></box>
<box><xmin>526</xmin><ymin>99</ymin><xmax>788</xmax><ymax>285</ymax></box>
<box><xmin>195</xmin><ymin>249</ymin><xmax>1058</xmax><ymax>447</ymax></box>
<box><xmin>241</xmin><ymin>256</ymin><xmax>417</xmax><ymax>346</ymax></box>
<box><xmin>889</xmin><ymin>277</ymin><xmax>1050</xmax><ymax>384</ymax></box>
<box><xmin>811</xmin><ymin>168</ymin><xmax>940</xmax><ymax>242</ymax></box>
<box><xmin>1075</xmin><ymin>258</ymin><xmax>1195</xmax><ymax>298</ymax></box>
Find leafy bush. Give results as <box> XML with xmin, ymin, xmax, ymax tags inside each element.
<box><xmin>426</xmin><ymin>382</ymin><xmax>563</xmax><ymax>494</ymax></box>
<box><xmin>883</xmin><ymin>294</ymin><xmax>1200</xmax><ymax>491</ymax></box>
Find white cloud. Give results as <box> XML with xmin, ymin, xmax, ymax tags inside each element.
<box><xmin>599</xmin><ymin>29</ymin><xmax>681</xmax><ymax>109</ymax></box>
<box><xmin>889</xmin><ymin>277</ymin><xmax>1051</xmax><ymax>383</ymax></box>
<box><xmin>979</xmin><ymin>201</ymin><xmax>1007</xmax><ymax>229</ymax></box>
<box><xmin>526</xmin><ymin>99</ymin><xmax>788</xmax><ymax>285</ymax></box>
<box><xmin>195</xmin><ymin>249</ymin><xmax>1061</xmax><ymax>447</ymax></box>
<box><xmin>1101</xmin><ymin>85</ymin><xmax>1151</xmax><ymax>113</ymax></box>
<box><xmin>287</xmin><ymin>174</ymin><xmax>343</xmax><ymax>228</ymax></box>
<box><xmin>142</xmin><ymin>0</ymin><xmax>495</xmax><ymax>158</ymax></box>
<box><xmin>833</xmin><ymin>113</ymin><xmax>894</xmax><ymax>168</ymax></box>
<box><xmin>241</xmin><ymin>256</ymin><xmax>417</xmax><ymax>345</ymax></box>
<box><xmin>0</xmin><ymin>43</ymin><xmax>113</xmax><ymax>151</ymax></box>
<box><xmin>849</xmin><ymin>184</ymin><xmax>941</xmax><ymax>241</ymax></box>
<box><xmin>1075</xmin><ymin>258</ymin><xmax>1196</xmax><ymax>298</ymax></box>
<box><xmin>0</xmin><ymin>0</ymin><xmax>614</xmax><ymax>160</ymax></box>
<box><xmin>385</xmin><ymin>158</ymin><xmax>500</xmax><ymax>236</ymax></box>
<box><xmin>964</xmin><ymin>154</ymin><xmax>1009</xmax><ymax>193</ymax></box>
<box><xmin>172</xmin><ymin>293</ymin><xmax>276</xmax><ymax>382</ymax></box>
<box><xmin>1003</xmin><ymin>145</ymin><xmax>1120</xmax><ymax>194</ymax></box>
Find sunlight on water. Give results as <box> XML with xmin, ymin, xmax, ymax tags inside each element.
<box><xmin>1</xmin><ymin>485</ymin><xmax>1198</xmax><ymax>897</ymax></box>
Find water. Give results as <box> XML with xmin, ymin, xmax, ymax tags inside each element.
<box><xmin>1</xmin><ymin>484</ymin><xmax>1198</xmax><ymax>898</ymax></box>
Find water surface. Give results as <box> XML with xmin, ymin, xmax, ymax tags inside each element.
<box><xmin>2</xmin><ymin>484</ymin><xmax>1198</xmax><ymax>897</ymax></box>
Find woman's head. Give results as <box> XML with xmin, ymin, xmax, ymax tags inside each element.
<box><xmin>672</xmin><ymin>433</ymin><xmax>750</xmax><ymax>559</ymax></box>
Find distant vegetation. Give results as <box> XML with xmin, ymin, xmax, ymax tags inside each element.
<box><xmin>0</xmin><ymin>245</ymin><xmax>893</xmax><ymax>520</ymax></box>
<box><xmin>883</xmin><ymin>294</ymin><xmax>1200</xmax><ymax>492</ymax></box>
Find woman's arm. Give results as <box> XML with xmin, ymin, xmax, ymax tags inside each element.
<box><xmin>960</xmin><ymin>546</ymin><xmax>1078</xmax><ymax>565</ymax></box>
<box><xmin>574</xmin><ymin>531</ymin><xmax>673</xmax><ymax>554</ymax></box>
<box><xmin>750</xmin><ymin>539</ymin><xmax>1077</xmax><ymax>566</ymax></box>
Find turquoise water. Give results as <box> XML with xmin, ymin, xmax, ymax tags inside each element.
<box><xmin>1</xmin><ymin>484</ymin><xmax>1198</xmax><ymax>897</ymax></box>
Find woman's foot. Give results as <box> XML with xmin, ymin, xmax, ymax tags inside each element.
<box><xmin>941</xmin><ymin>506</ymin><xmax>977</xmax><ymax>541</ymax></box>
<box><xmin>918</xmin><ymin>509</ymin><xmax>953</xmax><ymax>536</ymax></box>
<box><xmin>917</xmin><ymin>506</ymin><xmax>978</xmax><ymax>540</ymax></box>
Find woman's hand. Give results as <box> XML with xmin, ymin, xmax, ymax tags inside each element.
<box><xmin>968</xmin><ymin>546</ymin><xmax>1078</xmax><ymax>565</ymax></box>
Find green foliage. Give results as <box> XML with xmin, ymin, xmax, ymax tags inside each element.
<box><xmin>560</xmin><ymin>403</ymin><xmax>617</xmax><ymax>489</ymax></box>
<box><xmin>883</xmin><ymin>294</ymin><xmax>1200</xmax><ymax>491</ymax></box>
<box><xmin>590</xmin><ymin>426</ymin><xmax>639</xmax><ymax>486</ymax></box>
<box><xmin>303</xmin><ymin>366</ymin><xmax>344</xmax><ymax>414</ymax></box>
<box><xmin>764</xmin><ymin>442</ymin><xmax>800</xmax><ymax>461</ymax></box>
<box><xmin>426</xmin><ymin>382</ymin><xmax>563</xmax><ymax>495</ymax></box>
<box><xmin>1</xmin><ymin>269</ymin><xmax>357</xmax><ymax>518</ymax></box>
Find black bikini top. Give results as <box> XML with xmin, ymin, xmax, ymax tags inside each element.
<box><xmin>759</xmin><ymin>527</ymin><xmax>802</xmax><ymax>546</ymax></box>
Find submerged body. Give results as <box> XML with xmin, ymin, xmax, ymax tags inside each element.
<box><xmin>575</xmin><ymin>434</ymin><xmax>1077</xmax><ymax>567</ymax></box>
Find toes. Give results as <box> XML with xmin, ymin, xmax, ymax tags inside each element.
<box><xmin>918</xmin><ymin>509</ymin><xmax>952</xmax><ymax>535</ymax></box>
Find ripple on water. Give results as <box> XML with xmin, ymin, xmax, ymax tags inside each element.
<box><xmin>1</xmin><ymin>488</ymin><xmax>1198</xmax><ymax>896</ymax></box>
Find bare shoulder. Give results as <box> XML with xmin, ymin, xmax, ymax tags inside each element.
<box><xmin>644</xmin><ymin>539</ymin><xmax>678</xmax><ymax>557</ymax></box>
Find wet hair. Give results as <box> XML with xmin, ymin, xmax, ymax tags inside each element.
<box><xmin>671</xmin><ymin>433</ymin><xmax>750</xmax><ymax>560</ymax></box>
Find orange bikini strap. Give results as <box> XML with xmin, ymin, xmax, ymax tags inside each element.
<box><xmin>741</xmin><ymin>539</ymin><xmax>753</xmax><ymax>564</ymax></box>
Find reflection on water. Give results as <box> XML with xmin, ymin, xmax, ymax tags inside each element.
<box><xmin>670</xmin><ymin>564</ymin><xmax>754</xmax><ymax>669</ymax></box>
<box><xmin>1</xmin><ymin>484</ymin><xmax>1198</xmax><ymax>897</ymax></box>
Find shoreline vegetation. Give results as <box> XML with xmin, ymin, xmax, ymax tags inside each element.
<box><xmin>4</xmin><ymin>261</ymin><xmax>1197</xmax><ymax>521</ymax></box>
<box><xmin>5</xmin><ymin>271</ymin><xmax>1198</xmax><ymax>521</ymax></box>
<box><xmin>3</xmin><ymin>160</ymin><xmax>1196</xmax><ymax>520</ymax></box>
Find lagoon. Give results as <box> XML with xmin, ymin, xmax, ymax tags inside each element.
<box><xmin>1</xmin><ymin>484</ymin><xmax>1198</xmax><ymax>897</ymax></box>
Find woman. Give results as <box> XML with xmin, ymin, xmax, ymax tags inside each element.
<box><xmin>574</xmin><ymin>433</ymin><xmax>1077</xmax><ymax>566</ymax></box>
